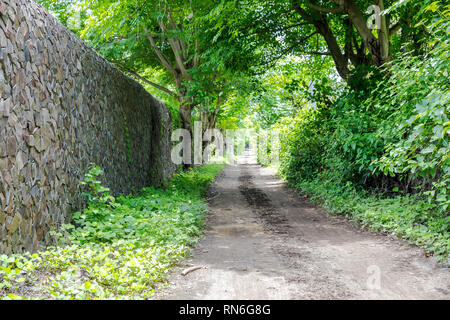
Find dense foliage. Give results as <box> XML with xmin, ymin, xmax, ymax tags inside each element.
<box><xmin>0</xmin><ymin>164</ymin><xmax>224</xmax><ymax>299</ymax></box>
<box><xmin>34</xmin><ymin>0</ymin><xmax>449</xmax><ymax>265</ymax></box>
<box><xmin>256</xmin><ymin>2</ymin><xmax>449</xmax><ymax>260</ymax></box>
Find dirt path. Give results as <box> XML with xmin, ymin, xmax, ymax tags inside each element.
<box><xmin>156</xmin><ymin>150</ymin><xmax>450</xmax><ymax>300</ymax></box>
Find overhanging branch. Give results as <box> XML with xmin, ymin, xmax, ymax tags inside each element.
<box><xmin>258</xmin><ymin>31</ymin><xmax>319</xmax><ymax>67</ymax></box>
<box><xmin>247</xmin><ymin>22</ymin><xmax>311</xmax><ymax>36</ymax></box>
<box><xmin>116</xmin><ymin>62</ymin><xmax>178</xmax><ymax>98</ymax></box>
<box><xmin>306</xmin><ymin>2</ymin><xmax>345</xmax><ymax>14</ymax></box>
<box><xmin>144</xmin><ymin>28</ymin><xmax>178</xmax><ymax>79</ymax></box>
<box><xmin>303</xmin><ymin>51</ymin><xmax>331</xmax><ymax>56</ymax></box>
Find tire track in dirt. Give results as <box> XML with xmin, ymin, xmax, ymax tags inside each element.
<box><xmin>238</xmin><ymin>164</ymin><xmax>354</xmax><ymax>299</ymax></box>
<box><xmin>238</xmin><ymin>169</ymin><xmax>290</xmax><ymax>235</ymax></box>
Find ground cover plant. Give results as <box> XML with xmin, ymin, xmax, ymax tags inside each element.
<box><xmin>0</xmin><ymin>164</ymin><xmax>224</xmax><ymax>300</ymax></box>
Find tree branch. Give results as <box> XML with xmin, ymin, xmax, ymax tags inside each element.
<box><xmin>259</xmin><ymin>31</ymin><xmax>319</xmax><ymax>68</ymax></box>
<box><xmin>330</xmin><ymin>0</ymin><xmax>345</xmax><ymax>6</ymax></box>
<box><xmin>373</xmin><ymin>0</ymin><xmax>391</xmax><ymax>63</ymax></box>
<box><xmin>209</xmin><ymin>96</ymin><xmax>223</xmax><ymax>129</ymax></box>
<box><xmin>306</xmin><ymin>2</ymin><xmax>345</xmax><ymax>13</ymax></box>
<box><xmin>93</xmin><ymin>34</ymin><xmax>148</xmax><ymax>51</ymax></box>
<box><xmin>159</xmin><ymin>14</ymin><xmax>192</xmax><ymax>81</ymax></box>
<box><xmin>193</xmin><ymin>38</ymin><xmax>199</xmax><ymax>67</ymax></box>
<box><xmin>292</xmin><ymin>1</ymin><xmax>350</xmax><ymax>79</ymax></box>
<box><xmin>117</xmin><ymin>63</ymin><xmax>178</xmax><ymax>98</ymax></box>
<box><xmin>144</xmin><ymin>28</ymin><xmax>178</xmax><ymax>79</ymax></box>
<box><xmin>248</xmin><ymin>22</ymin><xmax>311</xmax><ymax>36</ymax></box>
<box><xmin>303</xmin><ymin>51</ymin><xmax>331</xmax><ymax>55</ymax></box>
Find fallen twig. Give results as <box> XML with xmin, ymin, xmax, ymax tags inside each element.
<box><xmin>181</xmin><ymin>266</ymin><xmax>207</xmax><ymax>276</ymax></box>
<box><xmin>206</xmin><ymin>193</ymin><xmax>219</xmax><ymax>201</ymax></box>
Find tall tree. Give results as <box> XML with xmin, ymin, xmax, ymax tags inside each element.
<box><xmin>72</xmin><ymin>0</ymin><xmax>230</xmax><ymax>133</ymax></box>
<box><xmin>207</xmin><ymin>0</ymin><xmax>432</xmax><ymax>81</ymax></box>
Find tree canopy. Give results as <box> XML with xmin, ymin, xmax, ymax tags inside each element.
<box><xmin>37</xmin><ymin>0</ymin><xmax>449</xmax><ymax>211</ymax></box>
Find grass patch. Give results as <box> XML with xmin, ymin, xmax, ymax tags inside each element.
<box><xmin>291</xmin><ymin>177</ymin><xmax>449</xmax><ymax>263</ymax></box>
<box><xmin>0</xmin><ymin>163</ymin><xmax>225</xmax><ymax>300</ymax></box>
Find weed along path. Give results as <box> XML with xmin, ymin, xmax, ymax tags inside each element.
<box><xmin>157</xmin><ymin>150</ymin><xmax>450</xmax><ymax>300</ymax></box>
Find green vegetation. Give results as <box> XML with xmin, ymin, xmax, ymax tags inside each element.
<box><xmin>295</xmin><ymin>178</ymin><xmax>449</xmax><ymax>260</ymax></box>
<box><xmin>255</xmin><ymin>2</ymin><xmax>449</xmax><ymax>261</ymax></box>
<box><xmin>0</xmin><ymin>164</ymin><xmax>224</xmax><ymax>300</ymax></box>
<box><xmin>33</xmin><ymin>0</ymin><xmax>449</xmax><ymax>269</ymax></box>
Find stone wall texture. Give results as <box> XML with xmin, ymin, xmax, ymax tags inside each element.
<box><xmin>0</xmin><ymin>0</ymin><xmax>176</xmax><ymax>254</ymax></box>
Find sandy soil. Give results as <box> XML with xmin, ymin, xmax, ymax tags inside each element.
<box><xmin>155</xmin><ymin>150</ymin><xmax>450</xmax><ymax>300</ymax></box>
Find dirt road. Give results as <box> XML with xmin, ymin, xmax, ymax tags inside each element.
<box><xmin>157</xmin><ymin>151</ymin><xmax>450</xmax><ymax>300</ymax></box>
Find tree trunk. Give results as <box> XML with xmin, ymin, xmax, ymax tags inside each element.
<box><xmin>344</xmin><ymin>0</ymin><xmax>392</xmax><ymax>67</ymax></box>
<box><xmin>179</xmin><ymin>102</ymin><xmax>192</xmax><ymax>133</ymax></box>
<box><xmin>375</xmin><ymin>0</ymin><xmax>391</xmax><ymax>64</ymax></box>
<box><xmin>315</xmin><ymin>17</ymin><xmax>351</xmax><ymax>80</ymax></box>
<box><xmin>291</xmin><ymin>2</ymin><xmax>351</xmax><ymax>80</ymax></box>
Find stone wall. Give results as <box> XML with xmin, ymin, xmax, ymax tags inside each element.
<box><xmin>0</xmin><ymin>0</ymin><xmax>176</xmax><ymax>254</ymax></box>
